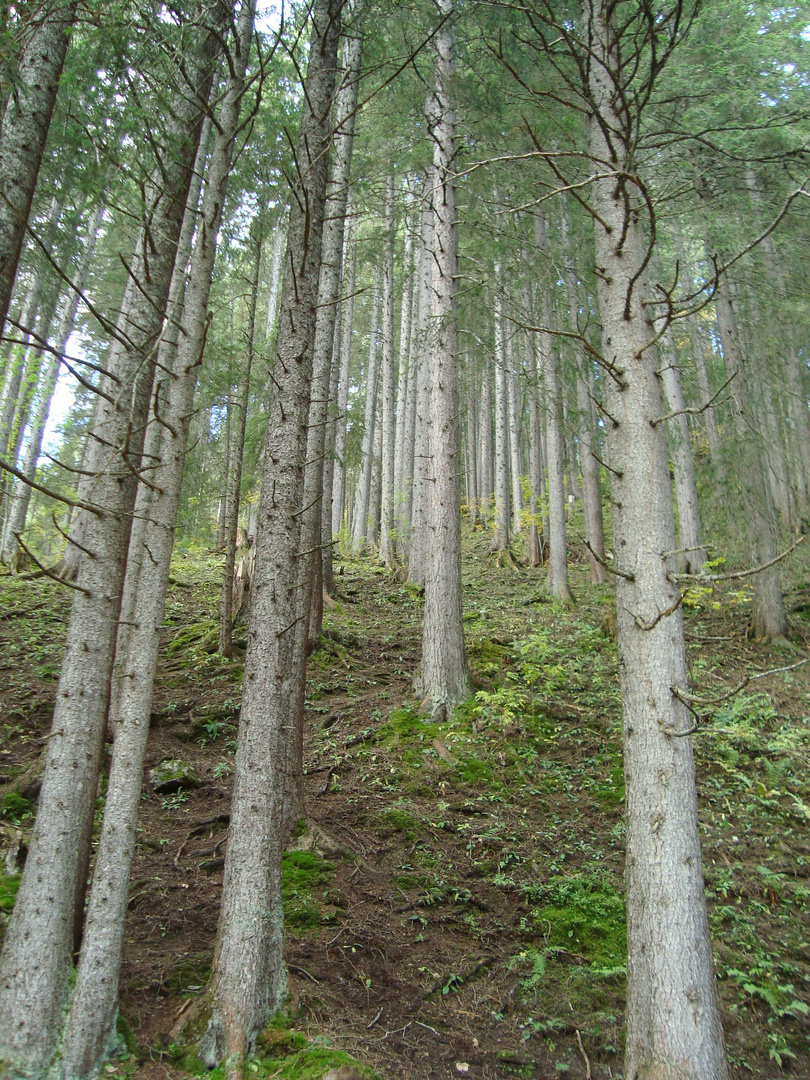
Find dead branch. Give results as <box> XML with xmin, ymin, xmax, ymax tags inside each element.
<box><xmin>670</xmin><ymin>536</ymin><xmax>803</xmax><ymax>584</ymax></box>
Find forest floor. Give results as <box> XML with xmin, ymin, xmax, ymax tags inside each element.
<box><xmin>2</xmin><ymin>527</ymin><xmax>810</xmax><ymax>1079</ymax></box>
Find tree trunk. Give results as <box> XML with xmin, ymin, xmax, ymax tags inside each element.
<box><xmin>303</xmin><ymin>11</ymin><xmax>364</xmax><ymax>631</ymax></box>
<box><xmin>378</xmin><ymin>173</ymin><xmax>396</xmax><ymax>566</ymax></box>
<box><xmin>691</xmin><ymin>328</ymin><xmax>727</xmax><ymax>489</ymax></box>
<box><xmin>416</xmin><ymin>0</ymin><xmax>470</xmax><ymax>716</ymax></box>
<box><xmin>506</xmin><ymin>325</ymin><xmax>522</xmax><ymax>536</ymax></box>
<box><xmin>351</xmin><ymin>265</ymin><xmax>380</xmax><ymax>553</ymax></box>
<box><xmin>264</xmin><ymin>212</ymin><xmax>287</xmax><ymax>344</ymax></box>
<box><xmin>1</xmin><ymin>200</ymin><xmax>105</xmax><ymax>565</ymax></box>
<box><xmin>0</xmin><ymin>7</ymin><xmax>226</xmax><ymax>1068</ymax></box>
<box><xmin>659</xmin><ymin>337</ymin><xmax>707</xmax><ymax>574</ymax></box>
<box><xmin>200</xmin><ymin>1</ymin><xmax>341</xmax><ymax>1064</ymax></box>
<box><xmin>0</xmin><ymin>1</ymin><xmax>77</xmax><ymax>334</ymax></box>
<box><xmin>0</xmin><ymin>194</ymin><xmax>59</xmax><ymax>460</ymax></box>
<box><xmin>588</xmin><ymin>6</ymin><xmax>728</xmax><ymax>1076</ymax></box>
<box><xmin>406</xmin><ymin>174</ymin><xmax>434</xmax><ymax>582</ymax></box>
<box><xmin>491</xmin><ymin>265</ymin><xmax>510</xmax><ymax>552</ymax></box>
<box><xmin>393</xmin><ymin>185</ymin><xmax>415</xmax><ymax>551</ymax></box>
<box><xmin>714</xmin><ymin>284</ymin><xmax>788</xmax><ymax>641</ymax></box>
<box><xmin>220</xmin><ymin>236</ymin><xmax>260</xmax><ymax>657</ymax></box>
<box><xmin>331</xmin><ymin>201</ymin><xmax>356</xmax><ymax>537</ymax></box>
<box><xmin>58</xmin><ymin>7</ymin><xmax>255</xmax><ymax>1064</ymax></box>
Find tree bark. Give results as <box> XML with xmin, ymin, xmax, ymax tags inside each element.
<box><xmin>200</xmin><ymin>1</ymin><xmax>341</xmax><ymax>1064</ymax></box>
<box><xmin>407</xmin><ymin>174</ymin><xmax>434</xmax><ymax>583</ymax></box>
<box><xmin>0</xmin><ymin>1</ymin><xmax>77</xmax><ymax>335</ymax></box>
<box><xmin>1</xmin><ymin>200</ymin><xmax>105</xmax><ymax>565</ymax></box>
<box><xmin>303</xmin><ymin>9</ymin><xmax>364</xmax><ymax>633</ymax></box>
<box><xmin>351</xmin><ymin>265</ymin><xmax>381</xmax><ymax>553</ymax></box>
<box><xmin>0</xmin><ymin>6</ymin><xmax>226</xmax><ymax>1068</ymax></box>
<box><xmin>587</xmin><ymin>5</ymin><xmax>728</xmax><ymax>1076</ymax></box>
<box><xmin>220</xmin><ymin>236</ymin><xmax>260</xmax><ymax>657</ymax></box>
<box><xmin>659</xmin><ymin>335</ymin><xmax>707</xmax><ymax>574</ymax></box>
<box><xmin>416</xmin><ymin>0</ymin><xmax>470</xmax><ymax>716</ymax></box>
<box><xmin>378</xmin><ymin>173</ymin><xmax>397</xmax><ymax>566</ymax></box>
<box><xmin>491</xmin><ymin>264</ymin><xmax>510</xmax><ymax>552</ymax></box>
<box><xmin>714</xmin><ymin>284</ymin><xmax>788</xmax><ymax>641</ymax></box>
<box><xmin>331</xmin><ymin>200</ymin><xmax>356</xmax><ymax>537</ymax></box>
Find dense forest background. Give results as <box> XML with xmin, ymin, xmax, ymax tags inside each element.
<box><xmin>1</xmin><ymin>0</ymin><xmax>810</xmax><ymax>1078</ymax></box>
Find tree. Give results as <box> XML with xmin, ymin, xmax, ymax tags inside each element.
<box><xmin>416</xmin><ymin>0</ymin><xmax>471</xmax><ymax>717</ymax></box>
<box><xmin>0</xmin><ymin>0</ymin><xmax>77</xmax><ymax>334</ymax></box>
<box><xmin>200</xmin><ymin>0</ymin><xmax>342</xmax><ymax>1064</ymax></box>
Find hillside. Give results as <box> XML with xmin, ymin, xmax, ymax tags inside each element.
<box><xmin>2</xmin><ymin>533</ymin><xmax>810</xmax><ymax>1079</ymax></box>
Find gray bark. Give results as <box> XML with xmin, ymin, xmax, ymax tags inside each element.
<box><xmin>416</xmin><ymin>0</ymin><xmax>470</xmax><ymax>714</ymax></box>
<box><xmin>302</xmin><ymin>10</ymin><xmax>364</xmax><ymax>636</ymax></box>
<box><xmin>714</xmin><ymin>285</ymin><xmax>788</xmax><ymax>641</ymax></box>
<box><xmin>331</xmin><ymin>201</ymin><xmax>356</xmax><ymax>536</ymax></box>
<box><xmin>491</xmin><ymin>266</ymin><xmax>510</xmax><ymax>551</ymax></box>
<box><xmin>378</xmin><ymin>173</ymin><xmax>396</xmax><ymax>565</ymax></box>
<box><xmin>220</xmin><ymin>237</ymin><xmax>260</xmax><ymax>657</ymax></box>
<box><xmin>351</xmin><ymin>265</ymin><xmax>381</xmax><ymax>553</ymax></box>
<box><xmin>659</xmin><ymin>337</ymin><xmax>707</xmax><ymax>574</ymax></box>
<box><xmin>200</xmin><ymin>1</ymin><xmax>341</xmax><ymax>1062</ymax></box>
<box><xmin>0</xmin><ymin>7</ymin><xmax>226</xmax><ymax>1069</ymax></box>
<box><xmin>393</xmin><ymin>186</ymin><xmax>415</xmax><ymax>549</ymax></box>
<box><xmin>588</xmin><ymin>5</ymin><xmax>728</xmax><ymax>1076</ymax></box>
<box><xmin>0</xmin><ymin>1</ymin><xmax>76</xmax><ymax>333</ymax></box>
<box><xmin>1</xmin><ymin>200</ymin><xmax>105</xmax><ymax>565</ymax></box>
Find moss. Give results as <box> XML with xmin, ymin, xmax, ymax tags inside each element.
<box><xmin>0</xmin><ymin>872</ymin><xmax>20</xmax><ymax>913</ymax></box>
<box><xmin>378</xmin><ymin>804</ymin><xmax>419</xmax><ymax>836</ymax></box>
<box><xmin>149</xmin><ymin>759</ymin><xmax>200</xmax><ymax>794</ymax></box>
<box><xmin>116</xmin><ymin>1013</ymin><xmax>139</xmax><ymax>1057</ymax></box>
<box><xmin>455</xmin><ymin>757</ymin><xmax>494</xmax><ymax>786</ymax></box>
<box><xmin>282</xmin><ymin>850</ymin><xmax>335</xmax><ymax>930</ymax></box>
<box><xmin>529</xmin><ymin>874</ymin><xmax>626</xmax><ymax>967</ymax></box>
<box><xmin>593</xmin><ymin>763</ymin><xmax>625</xmax><ymax>807</ymax></box>
<box><xmin>0</xmin><ymin>790</ymin><xmax>32</xmax><ymax>822</ymax></box>
<box><xmin>374</xmin><ymin>706</ymin><xmax>425</xmax><ymax>744</ymax></box>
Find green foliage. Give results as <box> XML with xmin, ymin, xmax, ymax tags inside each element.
<box><xmin>1</xmin><ymin>791</ymin><xmax>32</xmax><ymax>823</ymax></box>
<box><xmin>525</xmin><ymin>874</ymin><xmax>627</xmax><ymax>968</ymax></box>
<box><xmin>0</xmin><ymin>872</ymin><xmax>20</xmax><ymax>913</ymax></box>
<box><xmin>281</xmin><ymin>850</ymin><xmax>335</xmax><ymax>930</ymax></box>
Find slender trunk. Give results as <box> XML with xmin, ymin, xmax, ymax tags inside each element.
<box><xmin>416</xmin><ymin>0</ymin><xmax>470</xmax><ymax>715</ymax></box>
<box><xmin>217</xmin><ymin>397</ymin><xmax>232</xmax><ymax>549</ymax></box>
<box><xmin>351</xmin><ymin>266</ymin><xmax>381</xmax><ymax>553</ymax></box>
<box><xmin>221</xmin><ymin>238</ymin><xmax>260</xmax><ymax>657</ymax></box>
<box><xmin>714</xmin><ymin>284</ymin><xmax>788</xmax><ymax>641</ymax></box>
<box><xmin>201</xmin><ymin>3</ymin><xmax>341</xmax><ymax>1063</ymax></box>
<box><xmin>0</xmin><ymin>1</ymin><xmax>77</xmax><ymax>334</ymax></box>
<box><xmin>478</xmin><ymin>359</ymin><xmax>493</xmax><ymax>510</ymax></box>
<box><xmin>506</xmin><ymin>325</ymin><xmax>522</xmax><ymax>535</ymax></box>
<box><xmin>491</xmin><ymin>266</ymin><xmax>510</xmax><ymax>552</ymax></box>
<box><xmin>331</xmin><ymin>202</ymin><xmax>356</xmax><ymax>536</ymax></box>
<box><xmin>393</xmin><ymin>186</ymin><xmax>415</xmax><ymax>551</ymax></box>
<box><xmin>659</xmin><ymin>335</ymin><xmax>707</xmax><ymax>574</ymax></box>
<box><xmin>466</xmin><ymin>372</ymin><xmax>478</xmax><ymax>526</ymax></box>
<box><xmin>264</xmin><ymin>212</ymin><xmax>287</xmax><ymax>344</ymax></box>
<box><xmin>1</xmin><ymin>200</ymin><xmax>106</xmax><ymax>565</ymax></box>
<box><xmin>691</xmin><ymin>328</ymin><xmax>727</xmax><ymax>489</ymax></box>
<box><xmin>303</xmin><ymin>11</ymin><xmax>364</xmax><ymax>635</ymax></box>
<box><xmin>525</xmin><ymin>285</ymin><xmax>545</xmax><ymax>567</ymax></box>
<box><xmin>379</xmin><ymin>173</ymin><xmax>396</xmax><ymax>566</ymax></box>
<box><xmin>588</xmin><ymin>7</ymin><xmax>728</xmax><ymax>1076</ymax></box>
<box><xmin>110</xmin><ymin>115</ymin><xmax>212</xmax><ymax>731</ymax></box>
<box><xmin>536</xmin><ymin>207</ymin><xmax>571</xmax><ymax>603</ymax></box>
<box><xmin>367</xmin><ymin>402</ymin><xmax>382</xmax><ymax>548</ymax></box>
<box><xmin>0</xmin><ymin>195</ymin><xmax>59</xmax><ymax>459</ymax></box>
<box><xmin>407</xmin><ymin>177</ymin><xmax>434</xmax><ymax>585</ymax></box>
<box><xmin>576</xmin><ymin>363</ymin><xmax>606</xmax><ymax>582</ymax></box>
<box><xmin>59</xmin><ymin>9</ymin><xmax>255</xmax><ymax>1063</ymax></box>
<box><xmin>0</xmin><ymin>7</ymin><xmax>226</xmax><ymax>1068</ymax></box>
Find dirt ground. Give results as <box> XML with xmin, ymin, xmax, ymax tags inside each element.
<box><xmin>2</xmin><ymin>532</ymin><xmax>810</xmax><ymax>1079</ymax></box>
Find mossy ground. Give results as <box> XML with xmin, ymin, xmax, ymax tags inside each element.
<box><xmin>2</xmin><ymin>528</ymin><xmax>810</xmax><ymax>1078</ymax></box>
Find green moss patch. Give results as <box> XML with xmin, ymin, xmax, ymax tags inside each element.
<box><xmin>282</xmin><ymin>850</ymin><xmax>335</xmax><ymax>930</ymax></box>
<box><xmin>527</xmin><ymin>874</ymin><xmax>626</xmax><ymax>968</ymax></box>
